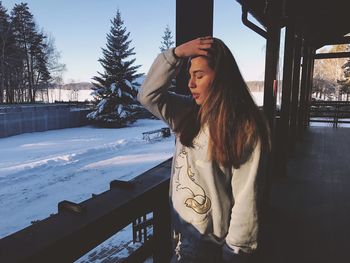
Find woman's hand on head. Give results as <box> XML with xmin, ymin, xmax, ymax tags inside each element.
<box><xmin>174</xmin><ymin>36</ymin><xmax>214</xmax><ymax>58</ymax></box>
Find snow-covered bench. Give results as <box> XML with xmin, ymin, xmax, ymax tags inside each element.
<box><xmin>142</xmin><ymin>127</ymin><xmax>171</xmax><ymax>141</ymax></box>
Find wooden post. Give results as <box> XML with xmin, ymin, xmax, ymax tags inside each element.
<box><xmin>277</xmin><ymin>21</ymin><xmax>295</xmax><ymax>177</ymax></box>
<box><xmin>263</xmin><ymin>18</ymin><xmax>280</xmax><ymax>183</ymax></box>
<box><xmin>301</xmin><ymin>47</ymin><xmax>313</xmax><ymax>130</ymax></box>
<box><xmin>153</xmin><ymin>188</ymin><xmax>172</xmax><ymax>262</ymax></box>
<box><xmin>259</xmin><ymin>1</ymin><xmax>282</xmax><ymax>256</ymax></box>
<box><xmin>263</xmin><ymin>27</ymin><xmax>280</xmax><ymax>134</ymax></box>
<box><xmin>175</xmin><ymin>0</ymin><xmax>213</xmax><ymax>95</ymax></box>
<box><xmin>298</xmin><ymin>44</ymin><xmax>310</xmax><ymax>139</ymax></box>
<box><xmin>305</xmin><ymin>48</ymin><xmax>315</xmax><ymax>128</ymax></box>
<box><xmin>289</xmin><ymin>29</ymin><xmax>302</xmax><ymax>156</ymax></box>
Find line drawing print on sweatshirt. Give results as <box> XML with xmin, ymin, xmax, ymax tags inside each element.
<box><xmin>174</xmin><ymin>148</ymin><xmax>211</xmax><ymax>214</ymax></box>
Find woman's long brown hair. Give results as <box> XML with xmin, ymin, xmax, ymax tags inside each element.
<box><xmin>175</xmin><ymin>38</ymin><xmax>270</xmax><ymax>169</ymax></box>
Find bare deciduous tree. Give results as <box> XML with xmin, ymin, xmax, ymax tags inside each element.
<box><xmin>313</xmin><ymin>44</ymin><xmax>349</xmax><ymax>100</ymax></box>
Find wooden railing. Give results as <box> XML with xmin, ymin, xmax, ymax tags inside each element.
<box><xmin>309</xmin><ymin>100</ymin><xmax>350</xmax><ymax>127</ymax></box>
<box><xmin>0</xmin><ymin>159</ymin><xmax>173</xmax><ymax>263</ymax></box>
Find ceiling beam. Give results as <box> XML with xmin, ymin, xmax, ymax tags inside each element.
<box><xmin>315</xmin><ymin>36</ymin><xmax>350</xmax><ymax>49</ymax></box>
<box><xmin>314</xmin><ymin>52</ymin><xmax>350</xmax><ymax>59</ymax></box>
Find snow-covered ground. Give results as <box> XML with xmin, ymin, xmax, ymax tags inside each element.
<box><xmin>251</xmin><ymin>91</ymin><xmax>263</xmax><ymax>106</ymax></box>
<box><xmin>309</xmin><ymin>118</ymin><xmax>350</xmax><ymax>127</ymax></box>
<box><xmin>0</xmin><ymin>119</ymin><xmax>175</xmax><ymax>239</ymax></box>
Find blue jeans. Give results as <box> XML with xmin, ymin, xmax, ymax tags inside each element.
<box><xmin>170</xmin><ymin>231</ymin><xmax>222</xmax><ymax>263</ymax></box>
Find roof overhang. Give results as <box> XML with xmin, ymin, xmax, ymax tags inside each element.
<box><xmin>236</xmin><ymin>0</ymin><xmax>350</xmax><ymax>48</ymax></box>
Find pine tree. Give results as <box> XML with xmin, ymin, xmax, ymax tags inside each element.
<box><xmin>160</xmin><ymin>25</ymin><xmax>174</xmax><ymax>52</ymax></box>
<box><xmin>1</xmin><ymin>1</ymin><xmax>23</xmax><ymax>103</ymax></box>
<box><xmin>11</xmin><ymin>3</ymin><xmax>36</xmax><ymax>101</ymax></box>
<box><xmin>88</xmin><ymin>9</ymin><xmax>142</xmax><ymax>127</ymax></box>
<box><xmin>31</xmin><ymin>31</ymin><xmax>51</xmax><ymax>95</ymax></box>
<box><xmin>11</xmin><ymin>3</ymin><xmax>50</xmax><ymax>102</ymax></box>
<box><xmin>1</xmin><ymin>2</ymin><xmax>59</xmax><ymax>103</ymax></box>
<box><xmin>0</xmin><ymin>1</ymin><xmax>11</xmax><ymax>103</ymax></box>
<box><xmin>159</xmin><ymin>25</ymin><xmax>176</xmax><ymax>91</ymax></box>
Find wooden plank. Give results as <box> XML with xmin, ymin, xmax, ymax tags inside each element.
<box><xmin>314</xmin><ymin>51</ymin><xmax>350</xmax><ymax>59</ymax></box>
<box><xmin>317</xmin><ymin>35</ymin><xmax>350</xmax><ymax>47</ymax></box>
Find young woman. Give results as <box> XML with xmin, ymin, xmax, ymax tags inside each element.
<box><xmin>138</xmin><ymin>37</ymin><xmax>269</xmax><ymax>262</ymax></box>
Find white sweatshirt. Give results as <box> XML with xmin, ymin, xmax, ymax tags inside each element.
<box><xmin>138</xmin><ymin>48</ymin><xmax>265</xmax><ymax>261</ymax></box>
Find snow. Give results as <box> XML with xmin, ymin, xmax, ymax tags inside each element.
<box><xmin>310</xmin><ymin>118</ymin><xmax>350</xmax><ymax>127</ymax></box>
<box><xmin>75</xmin><ymin>224</ymin><xmax>145</xmax><ymax>262</ymax></box>
<box><xmin>117</xmin><ymin>105</ymin><xmax>123</xmax><ymax>116</ymax></box>
<box><xmin>125</xmin><ymin>80</ymin><xmax>132</xmax><ymax>88</ymax></box>
<box><xmin>0</xmin><ymin>119</ymin><xmax>174</xmax><ymax>239</ymax></box>
<box><xmin>122</xmin><ymin>90</ymin><xmax>134</xmax><ymax>99</ymax></box>
<box><xmin>116</xmin><ymin>104</ymin><xmax>128</xmax><ymax>118</ymax></box>
<box><xmin>251</xmin><ymin>91</ymin><xmax>263</xmax><ymax>106</ymax></box>
<box><xmin>111</xmin><ymin>83</ymin><xmax>117</xmax><ymax>93</ymax></box>
<box><xmin>97</xmin><ymin>98</ymin><xmax>107</xmax><ymax>113</ymax></box>
<box><xmin>86</xmin><ymin>110</ymin><xmax>97</xmax><ymax>119</ymax></box>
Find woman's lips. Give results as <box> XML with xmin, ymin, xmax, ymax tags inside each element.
<box><xmin>192</xmin><ymin>93</ymin><xmax>199</xmax><ymax>99</ymax></box>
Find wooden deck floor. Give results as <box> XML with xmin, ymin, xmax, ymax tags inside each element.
<box><xmin>261</xmin><ymin>127</ymin><xmax>350</xmax><ymax>263</ymax></box>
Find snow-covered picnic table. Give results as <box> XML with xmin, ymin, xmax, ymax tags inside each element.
<box><xmin>142</xmin><ymin>127</ymin><xmax>171</xmax><ymax>141</ymax></box>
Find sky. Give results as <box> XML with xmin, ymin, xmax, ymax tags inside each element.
<box><xmin>1</xmin><ymin>0</ymin><xmax>266</xmax><ymax>83</ymax></box>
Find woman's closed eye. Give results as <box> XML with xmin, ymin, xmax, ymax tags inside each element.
<box><xmin>195</xmin><ymin>73</ymin><xmax>204</xmax><ymax>79</ymax></box>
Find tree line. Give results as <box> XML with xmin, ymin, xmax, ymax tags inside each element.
<box><xmin>0</xmin><ymin>1</ymin><xmax>65</xmax><ymax>104</ymax></box>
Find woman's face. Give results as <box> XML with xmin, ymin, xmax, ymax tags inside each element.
<box><xmin>188</xmin><ymin>56</ymin><xmax>215</xmax><ymax>105</ymax></box>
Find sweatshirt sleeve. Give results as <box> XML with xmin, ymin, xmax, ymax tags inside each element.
<box><xmin>223</xmin><ymin>140</ymin><xmax>263</xmax><ymax>260</ymax></box>
<box><xmin>137</xmin><ymin>48</ymin><xmax>194</xmax><ymax>131</ymax></box>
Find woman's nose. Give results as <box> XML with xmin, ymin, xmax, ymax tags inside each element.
<box><xmin>188</xmin><ymin>77</ymin><xmax>195</xmax><ymax>89</ymax></box>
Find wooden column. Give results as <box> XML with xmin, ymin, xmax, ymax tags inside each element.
<box><xmin>301</xmin><ymin>47</ymin><xmax>313</xmax><ymax>130</ymax></box>
<box><xmin>153</xmin><ymin>189</ymin><xmax>172</xmax><ymax>262</ymax></box>
<box><xmin>263</xmin><ymin>27</ymin><xmax>280</xmax><ymax>133</ymax></box>
<box><xmin>305</xmin><ymin>48</ymin><xmax>315</xmax><ymax>127</ymax></box>
<box><xmin>259</xmin><ymin>2</ymin><xmax>281</xmax><ymax>255</ymax></box>
<box><xmin>289</xmin><ymin>30</ymin><xmax>302</xmax><ymax>156</ymax></box>
<box><xmin>260</xmin><ymin>0</ymin><xmax>283</xmax><ymax>186</ymax></box>
<box><xmin>277</xmin><ymin>21</ymin><xmax>295</xmax><ymax>177</ymax></box>
<box><xmin>175</xmin><ymin>0</ymin><xmax>213</xmax><ymax>95</ymax></box>
<box><xmin>262</xmin><ymin>8</ymin><xmax>281</xmax><ymax>183</ymax></box>
<box><xmin>298</xmin><ymin>44</ymin><xmax>310</xmax><ymax>139</ymax></box>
